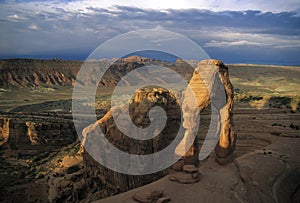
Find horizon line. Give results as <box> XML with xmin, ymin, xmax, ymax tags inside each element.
<box><xmin>0</xmin><ymin>57</ymin><xmax>299</xmax><ymax>67</ymax></box>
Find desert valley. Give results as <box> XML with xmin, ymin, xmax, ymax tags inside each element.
<box><xmin>0</xmin><ymin>57</ymin><xmax>299</xmax><ymax>202</ymax></box>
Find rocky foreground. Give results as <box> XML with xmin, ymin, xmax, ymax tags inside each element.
<box><xmin>95</xmin><ymin>107</ymin><xmax>300</xmax><ymax>203</ymax></box>
<box><xmin>1</xmin><ymin>106</ymin><xmax>299</xmax><ymax>202</ymax></box>
<box><xmin>97</xmin><ymin>138</ymin><xmax>300</xmax><ymax>203</ymax></box>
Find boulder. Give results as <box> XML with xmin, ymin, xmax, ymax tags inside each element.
<box><xmin>169</xmin><ymin>171</ymin><xmax>199</xmax><ymax>184</ymax></box>
<box><xmin>132</xmin><ymin>189</ymin><xmax>163</xmax><ymax>203</ymax></box>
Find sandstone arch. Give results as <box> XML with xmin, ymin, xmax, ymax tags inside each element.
<box><xmin>175</xmin><ymin>59</ymin><xmax>236</xmax><ymax>165</ymax></box>
<box><xmin>79</xmin><ymin>59</ymin><xmax>236</xmax><ymax>195</ymax></box>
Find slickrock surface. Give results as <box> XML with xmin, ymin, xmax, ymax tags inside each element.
<box><xmin>132</xmin><ymin>189</ymin><xmax>163</xmax><ymax>203</ymax></box>
<box><xmin>95</xmin><ymin>134</ymin><xmax>300</xmax><ymax>203</ymax></box>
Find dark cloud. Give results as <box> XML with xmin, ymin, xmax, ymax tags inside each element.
<box><xmin>0</xmin><ymin>4</ymin><xmax>299</xmax><ymax>64</ymax></box>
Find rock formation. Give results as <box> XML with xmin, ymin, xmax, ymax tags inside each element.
<box><xmin>0</xmin><ymin>59</ymin><xmax>80</xmax><ymax>88</ymax></box>
<box><xmin>82</xmin><ymin>87</ymin><xmax>181</xmax><ymax>197</ymax></box>
<box><xmin>175</xmin><ymin>59</ymin><xmax>236</xmax><ymax>165</ymax></box>
<box><xmin>81</xmin><ymin>59</ymin><xmax>236</xmax><ymax>198</ymax></box>
<box><xmin>0</xmin><ymin>58</ymin><xmax>194</xmax><ymax>89</ymax></box>
<box><xmin>169</xmin><ymin>164</ymin><xmax>200</xmax><ymax>184</ymax></box>
<box><xmin>0</xmin><ymin>113</ymin><xmax>77</xmax><ymax>156</ymax></box>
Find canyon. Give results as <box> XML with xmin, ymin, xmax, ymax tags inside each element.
<box><xmin>0</xmin><ymin>58</ymin><xmax>299</xmax><ymax>202</ymax></box>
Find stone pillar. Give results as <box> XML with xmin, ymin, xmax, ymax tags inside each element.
<box><xmin>213</xmin><ymin>60</ymin><xmax>236</xmax><ymax>165</ymax></box>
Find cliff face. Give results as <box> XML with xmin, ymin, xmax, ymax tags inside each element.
<box><xmin>0</xmin><ymin>117</ymin><xmax>10</xmax><ymax>144</ymax></box>
<box><xmin>0</xmin><ymin>59</ymin><xmax>146</xmax><ymax>88</ymax></box>
<box><xmin>0</xmin><ymin>58</ymin><xmax>194</xmax><ymax>89</ymax></box>
<box><xmin>0</xmin><ymin>114</ymin><xmax>77</xmax><ymax>155</ymax></box>
<box><xmin>82</xmin><ymin>87</ymin><xmax>181</xmax><ymax>197</ymax></box>
<box><xmin>0</xmin><ymin>59</ymin><xmax>81</xmax><ymax>88</ymax></box>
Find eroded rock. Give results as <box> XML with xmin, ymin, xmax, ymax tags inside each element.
<box><xmin>81</xmin><ymin>59</ymin><xmax>236</xmax><ymax>199</ymax></box>
<box><xmin>0</xmin><ymin>114</ymin><xmax>77</xmax><ymax>156</ymax></box>
<box><xmin>82</xmin><ymin>87</ymin><xmax>181</xmax><ymax>197</ymax></box>
<box><xmin>175</xmin><ymin>59</ymin><xmax>236</xmax><ymax>165</ymax></box>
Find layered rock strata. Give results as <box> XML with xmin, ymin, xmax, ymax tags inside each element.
<box><xmin>0</xmin><ymin>113</ymin><xmax>77</xmax><ymax>155</ymax></box>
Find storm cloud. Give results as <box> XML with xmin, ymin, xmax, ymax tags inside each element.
<box><xmin>0</xmin><ymin>0</ymin><xmax>299</xmax><ymax>64</ymax></box>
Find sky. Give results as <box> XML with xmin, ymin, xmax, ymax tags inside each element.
<box><xmin>0</xmin><ymin>0</ymin><xmax>299</xmax><ymax>65</ymax></box>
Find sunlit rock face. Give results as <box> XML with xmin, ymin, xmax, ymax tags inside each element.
<box><xmin>0</xmin><ymin>115</ymin><xmax>77</xmax><ymax>156</ymax></box>
<box><xmin>0</xmin><ymin>59</ymin><xmax>80</xmax><ymax>88</ymax></box>
<box><xmin>82</xmin><ymin>87</ymin><xmax>181</xmax><ymax>195</ymax></box>
<box><xmin>211</xmin><ymin>60</ymin><xmax>236</xmax><ymax>163</ymax></box>
<box><xmin>176</xmin><ymin>59</ymin><xmax>236</xmax><ymax>164</ymax></box>
<box><xmin>82</xmin><ymin>59</ymin><xmax>236</xmax><ymax>198</ymax></box>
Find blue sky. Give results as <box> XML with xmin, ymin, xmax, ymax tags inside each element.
<box><xmin>0</xmin><ymin>0</ymin><xmax>299</xmax><ymax>65</ymax></box>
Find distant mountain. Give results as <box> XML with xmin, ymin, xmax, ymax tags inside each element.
<box><xmin>0</xmin><ymin>59</ymin><xmax>81</xmax><ymax>88</ymax></box>
<box><xmin>0</xmin><ymin>57</ymin><xmax>194</xmax><ymax>89</ymax></box>
<box><xmin>122</xmin><ymin>50</ymin><xmax>179</xmax><ymax>62</ymax></box>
